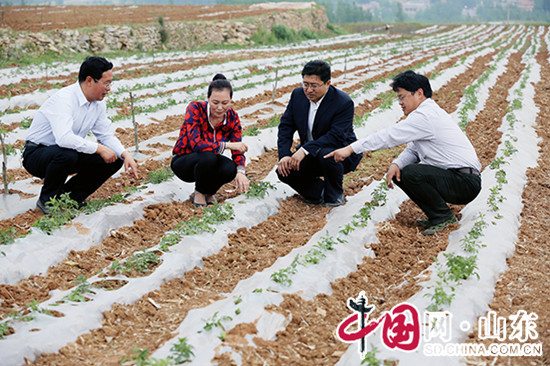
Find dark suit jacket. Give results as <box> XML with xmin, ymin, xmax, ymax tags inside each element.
<box><xmin>277</xmin><ymin>85</ymin><xmax>362</xmax><ymax>172</ymax></box>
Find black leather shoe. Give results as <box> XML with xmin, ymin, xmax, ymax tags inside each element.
<box><xmin>305</xmin><ymin>196</ymin><xmax>324</xmax><ymax>205</ymax></box>
<box><xmin>36</xmin><ymin>199</ymin><xmax>52</xmax><ymax>215</ymax></box>
<box><xmin>324</xmin><ymin>194</ymin><xmax>345</xmax><ymax>207</ymax></box>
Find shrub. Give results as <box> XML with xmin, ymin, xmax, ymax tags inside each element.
<box><xmin>272</xmin><ymin>24</ymin><xmax>298</xmax><ymax>42</ymax></box>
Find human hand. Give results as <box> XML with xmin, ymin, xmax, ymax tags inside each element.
<box><xmin>121</xmin><ymin>151</ymin><xmax>139</xmax><ymax>179</ymax></box>
<box><xmin>226</xmin><ymin>142</ymin><xmax>248</xmax><ymax>154</ymax></box>
<box><xmin>235</xmin><ymin>172</ymin><xmax>249</xmax><ymax>192</ymax></box>
<box><xmin>289</xmin><ymin>148</ymin><xmax>306</xmax><ymax>170</ymax></box>
<box><xmin>97</xmin><ymin>144</ymin><xmax>117</xmax><ymax>164</ymax></box>
<box><xmin>386</xmin><ymin>163</ymin><xmax>400</xmax><ymax>188</ymax></box>
<box><xmin>324</xmin><ymin>145</ymin><xmax>354</xmax><ymax>163</ymax></box>
<box><xmin>277</xmin><ymin>156</ymin><xmax>293</xmax><ymax>177</ymax></box>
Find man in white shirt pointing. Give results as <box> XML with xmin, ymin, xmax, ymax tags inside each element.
<box><xmin>23</xmin><ymin>56</ymin><xmax>139</xmax><ymax>214</ymax></box>
<box><xmin>325</xmin><ymin>70</ymin><xmax>481</xmax><ymax>236</ymax></box>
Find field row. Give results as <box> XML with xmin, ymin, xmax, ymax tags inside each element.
<box><xmin>0</xmin><ymin>24</ymin><xmax>547</xmax><ymax>365</ymax></box>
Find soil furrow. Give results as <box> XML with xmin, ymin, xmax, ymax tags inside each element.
<box><xmin>0</xmin><ymin>151</ymin><xmax>277</xmax><ymax>319</ymax></box>
<box><xmin>464</xmin><ymin>29</ymin><xmax>550</xmax><ymax>366</ymax></box>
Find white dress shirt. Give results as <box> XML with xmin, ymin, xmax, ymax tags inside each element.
<box><xmin>350</xmin><ymin>98</ymin><xmax>481</xmax><ymax>171</ymax></box>
<box><xmin>307</xmin><ymin>93</ymin><xmax>326</xmax><ymax>142</ymax></box>
<box><xmin>26</xmin><ymin>82</ymin><xmax>125</xmax><ymax>157</ymax></box>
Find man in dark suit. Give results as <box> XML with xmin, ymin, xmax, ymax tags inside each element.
<box><xmin>277</xmin><ymin>60</ymin><xmax>362</xmax><ymax>206</ymax></box>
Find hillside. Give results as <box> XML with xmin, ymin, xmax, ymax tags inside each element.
<box><xmin>1</xmin><ymin>3</ymin><xmax>316</xmax><ymax>32</ymax></box>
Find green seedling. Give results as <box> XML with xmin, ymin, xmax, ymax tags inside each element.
<box><xmin>426</xmin><ymin>281</ymin><xmax>455</xmax><ymax>312</ymax></box>
<box><xmin>361</xmin><ymin>346</ymin><xmax>387</xmax><ymax>365</ymax></box>
<box><xmin>460</xmin><ymin>216</ymin><xmax>487</xmax><ymax>253</ymax></box>
<box><xmin>0</xmin><ymin>227</ymin><xmax>18</xmax><ymax>245</ymax></box>
<box><xmin>489</xmin><ymin>157</ymin><xmax>508</xmax><ymax>170</ymax></box>
<box><xmin>121</xmin><ymin>347</ymin><xmax>151</xmax><ymax>366</ymax></box>
<box><xmin>111</xmin><ymin>98</ymin><xmax>178</xmax><ymax>122</ymax></box>
<box><xmin>444</xmin><ymin>253</ymin><xmax>480</xmax><ymax>282</ymax></box>
<box><xmin>26</xmin><ymin>299</ymin><xmax>52</xmax><ymax>317</ymax></box>
<box><xmin>302</xmin><ymin>248</ymin><xmax>326</xmax><ymax>265</ymax></box>
<box><xmin>146</xmin><ymin>167</ymin><xmax>174</xmax><ymax>184</ymax></box>
<box><xmin>32</xmin><ymin>193</ymin><xmax>80</xmax><ymax>235</ymax></box>
<box><xmin>158</xmin><ymin>231</ymin><xmax>183</xmax><ymax>252</ymax></box>
<box><xmin>271</xmin><ymin>255</ymin><xmax>299</xmax><ymax>286</ymax></box>
<box><xmin>242</xmin><ymin>126</ymin><xmax>260</xmax><ymax>136</ymax></box>
<box><xmin>495</xmin><ymin>170</ymin><xmax>508</xmax><ymax>185</ymax></box>
<box><xmin>177</xmin><ymin>203</ymin><xmax>234</xmax><ymax>236</ymax></box>
<box><xmin>0</xmin><ymin>322</ymin><xmax>10</xmax><ymax>339</ymax></box>
<box><xmin>19</xmin><ymin>116</ymin><xmax>32</xmax><ymax>129</ymax></box>
<box><xmin>339</xmin><ymin>223</ymin><xmax>355</xmax><ymax>235</ymax></box>
<box><xmin>178</xmin><ymin>216</ymin><xmax>215</xmax><ymax>236</ymax></box>
<box><xmin>200</xmin><ymin>311</ymin><xmax>232</xmax><ymax>333</ymax></box>
<box><xmin>64</xmin><ymin>276</ymin><xmax>94</xmax><ymax>302</ymax></box>
<box><xmin>114</xmin><ymin>250</ymin><xmax>161</xmax><ymax>274</ymax></box>
<box><xmin>82</xmin><ymin>193</ymin><xmax>127</xmax><ymax>214</ymax></box>
<box><xmin>202</xmin><ymin>203</ymin><xmax>234</xmax><ymax>224</ymax></box>
<box><xmin>267</xmin><ymin>114</ymin><xmax>280</xmax><ymax>128</ymax></box>
<box><xmin>245</xmin><ymin>181</ymin><xmax>275</xmax><ymax>199</ymax></box>
<box><xmin>503</xmin><ymin>140</ymin><xmax>518</xmax><ymax>157</ymax></box>
<box><xmin>170</xmin><ymin>337</ymin><xmax>195</xmax><ymax>363</ymax></box>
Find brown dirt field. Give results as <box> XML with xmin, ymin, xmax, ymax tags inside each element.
<box><xmin>2</xmin><ymin>4</ymin><xmax>282</xmax><ymax>32</ymax></box>
<box><xmin>0</xmin><ymin>24</ymin><xmax>547</xmax><ymax>366</ymax></box>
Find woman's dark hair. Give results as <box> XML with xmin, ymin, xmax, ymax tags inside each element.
<box><xmin>301</xmin><ymin>60</ymin><xmax>331</xmax><ymax>83</ymax></box>
<box><xmin>207</xmin><ymin>73</ymin><xmax>233</xmax><ymax>99</ymax></box>
<box><xmin>78</xmin><ymin>56</ymin><xmax>113</xmax><ymax>83</ymax></box>
<box><xmin>391</xmin><ymin>70</ymin><xmax>432</xmax><ymax>98</ymax></box>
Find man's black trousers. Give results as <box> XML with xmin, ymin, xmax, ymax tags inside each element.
<box><xmin>394</xmin><ymin>163</ymin><xmax>482</xmax><ymax>225</ymax></box>
<box><xmin>23</xmin><ymin>143</ymin><xmax>123</xmax><ymax>206</ymax></box>
<box><xmin>277</xmin><ymin>147</ymin><xmax>353</xmax><ymax>203</ymax></box>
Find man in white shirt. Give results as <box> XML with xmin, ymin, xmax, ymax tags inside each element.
<box><xmin>277</xmin><ymin>60</ymin><xmax>362</xmax><ymax>206</ymax></box>
<box><xmin>23</xmin><ymin>56</ymin><xmax>138</xmax><ymax>214</ymax></box>
<box><xmin>325</xmin><ymin>70</ymin><xmax>481</xmax><ymax>235</ymax></box>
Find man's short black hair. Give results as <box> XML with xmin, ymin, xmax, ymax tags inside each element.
<box><xmin>78</xmin><ymin>56</ymin><xmax>113</xmax><ymax>83</ymax></box>
<box><xmin>391</xmin><ymin>70</ymin><xmax>432</xmax><ymax>98</ymax></box>
<box><xmin>301</xmin><ymin>60</ymin><xmax>331</xmax><ymax>83</ymax></box>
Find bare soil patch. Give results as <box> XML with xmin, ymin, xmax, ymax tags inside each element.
<box><xmin>3</xmin><ymin>4</ymin><xmax>281</xmax><ymax>32</ymax></box>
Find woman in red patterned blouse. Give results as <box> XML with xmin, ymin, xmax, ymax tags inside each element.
<box><xmin>171</xmin><ymin>74</ymin><xmax>250</xmax><ymax>207</ymax></box>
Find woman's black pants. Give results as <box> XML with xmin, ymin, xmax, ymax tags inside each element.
<box><xmin>170</xmin><ymin>152</ymin><xmax>237</xmax><ymax>195</ymax></box>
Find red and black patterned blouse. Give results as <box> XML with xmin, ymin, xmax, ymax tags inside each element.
<box><xmin>173</xmin><ymin>101</ymin><xmax>245</xmax><ymax>168</ymax></box>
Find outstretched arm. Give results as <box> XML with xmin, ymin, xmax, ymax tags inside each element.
<box><xmin>324</xmin><ymin>145</ymin><xmax>354</xmax><ymax>162</ymax></box>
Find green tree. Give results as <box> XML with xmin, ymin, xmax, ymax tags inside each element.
<box><xmin>395</xmin><ymin>1</ymin><xmax>405</xmax><ymax>23</ymax></box>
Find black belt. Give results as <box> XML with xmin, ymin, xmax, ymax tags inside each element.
<box><xmin>453</xmin><ymin>167</ymin><xmax>480</xmax><ymax>176</ymax></box>
<box><xmin>24</xmin><ymin>141</ymin><xmax>39</xmax><ymax>149</ymax></box>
